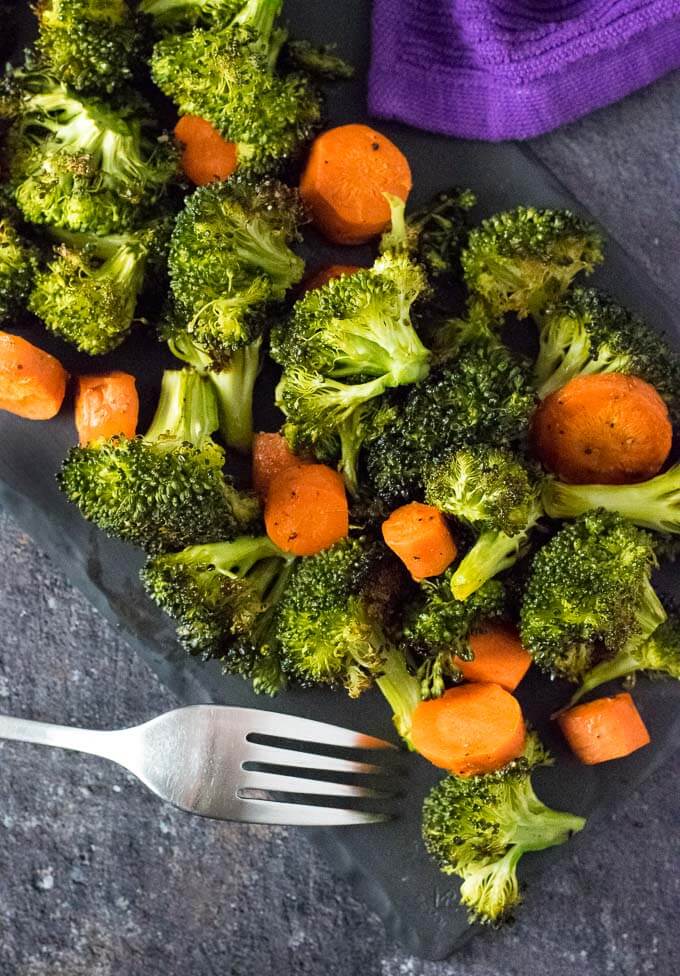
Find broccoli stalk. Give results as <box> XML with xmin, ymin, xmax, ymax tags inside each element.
<box><xmin>58</xmin><ymin>369</ymin><xmax>260</xmax><ymax>553</ymax></box>
<box><xmin>425</xmin><ymin>446</ymin><xmax>543</xmax><ymax>601</ymax></box>
<box><xmin>374</xmin><ymin>645</ymin><xmax>421</xmax><ymax>745</ymax></box>
<box><xmin>542</xmin><ymin>464</ymin><xmax>680</xmax><ymax>535</ymax></box>
<box><xmin>140</xmin><ymin>0</ymin><xmax>243</xmax><ymax>30</ymax></box>
<box><xmin>422</xmin><ymin>733</ymin><xmax>586</xmax><ymax>924</ymax></box>
<box><xmin>0</xmin><ymin>215</ymin><xmax>38</xmax><ymax>322</ymax></box>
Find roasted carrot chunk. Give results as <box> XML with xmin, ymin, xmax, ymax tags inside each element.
<box><xmin>265</xmin><ymin>463</ymin><xmax>349</xmax><ymax>556</ymax></box>
<box><xmin>557</xmin><ymin>692</ymin><xmax>650</xmax><ymax>765</ymax></box>
<box><xmin>75</xmin><ymin>371</ymin><xmax>139</xmax><ymax>445</ymax></box>
<box><xmin>0</xmin><ymin>331</ymin><xmax>67</xmax><ymax>420</ymax></box>
<box><xmin>382</xmin><ymin>501</ymin><xmax>457</xmax><ymax>581</ymax></box>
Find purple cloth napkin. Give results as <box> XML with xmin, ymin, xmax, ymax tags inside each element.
<box><xmin>368</xmin><ymin>0</ymin><xmax>680</xmax><ymax>140</ymax></box>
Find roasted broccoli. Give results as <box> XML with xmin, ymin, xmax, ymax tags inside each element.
<box><xmin>34</xmin><ymin>0</ymin><xmax>142</xmax><ymax>95</ymax></box>
<box><xmin>461</xmin><ymin>207</ymin><xmax>603</xmax><ymax>320</ymax></box>
<box><xmin>5</xmin><ymin>70</ymin><xmax>177</xmax><ymax>234</ymax></box>
<box><xmin>400</xmin><ymin>187</ymin><xmax>476</xmax><ymax>283</ymax></box>
<box><xmin>140</xmin><ymin>0</ymin><xmax>242</xmax><ymax>31</ymax></box>
<box><xmin>150</xmin><ymin>0</ymin><xmax>324</xmax><ymax>173</ymax></box>
<box><xmin>29</xmin><ymin>223</ymin><xmax>166</xmax><ymax>355</ymax></box>
<box><xmin>534</xmin><ymin>287</ymin><xmax>680</xmax><ymax>404</ymax></box>
<box><xmin>58</xmin><ymin>369</ymin><xmax>260</xmax><ymax>553</ymax></box>
<box><xmin>403</xmin><ymin>577</ymin><xmax>507</xmax><ymax>698</ymax></box>
<box><xmin>364</xmin><ymin>343</ymin><xmax>535</xmax><ymax>504</ymax></box>
<box><xmin>141</xmin><ymin>534</ymin><xmax>294</xmax><ymax>693</ymax></box>
<box><xmin>275</xmin><ymin>537</ymin><xmax>420</xmax><ymax>738</ymax></box>
<box><xmin>520</xmin><ymin>511</ymin><xmax>667</xmax><ymax>683</ymax></box>
<box><xmin>422</xmin><ymin>733</ymin><xmax>586</xmax><ymax>924</ymax></box>
<box><xmin>0</xmin><ymin>214</ymin><xmax>38</xmax><ymax>323</ymax></box>
<box><xmin>424</xmin><ymin>447</ymin><xmax>543</xmax><ymax>600</ymax></box>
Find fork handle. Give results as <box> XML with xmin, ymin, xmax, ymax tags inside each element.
<box><xmin>0</xmin><ymin>714</ymin><xmax>120</xmax><ymax>762</ymax></box>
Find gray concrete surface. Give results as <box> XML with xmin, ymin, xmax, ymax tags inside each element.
<box><xmin>0</xmin><ymin>70</ymin><xmax>678</xmax><ymax>975</ymax></box>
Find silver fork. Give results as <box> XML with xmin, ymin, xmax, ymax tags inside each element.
<box><xmin>0</xmin><ymin>706</ymin><xmax>402</xmax><ymax>826</ymax></box>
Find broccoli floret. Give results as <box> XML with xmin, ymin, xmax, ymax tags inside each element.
<box><xmin>425</xmin><ymin>447</ymin><xmax>543</xmax><ymax>600</ymax></box>
<box><xmin>166</xmin><ymin>178</ymin><xmax>304</xmax><ymax>369</ymax></box>
<box><xmin>364</xmin><ymin>343</ymin><xmax>535</xmax><ymax>504</ymax></box>
<box><xmin>0</xmin><ymin>214</ymin><xmax>38</xmax><ymax>322</ymax></box>
<box><xmin>150</xmin><ymin>0</ymin><xmax>323</xmax><ymax>173</ymax></box>
<box><xmin>404</xmin><ymin>187</ymin><xmax>476</xmax><ymax>283</ymax></box>
<box><xmin>403</xmin><ymin>577</ymin><xmax>507</xmax><ymax>698</ymax></box>
<box><xmin>276</xmin><ymin>537</ymin><xmax>420</xmax><ymax>738</ymax></box>
<box><xmin>6</xmin><ymin>70</ymin><xmax>177</xmax><ymax>234</ymax></box>
<box><xmin>29</xmin><ymin>223</ymin><xmax>166</xmax><ymax>355</ymax></box>
<box><xmin>461</xmin><ymin>207</ymin><xmax>603</xmax><ymax>320</ymax></box>
<box><xmin>34</xmin><ymin>0</ymin><xmax>142</xmax><ymax>95</ymax></box>
<box><xmin>281</xmin><ymin>40</ymin><xmax>354</xmax><ymax>80</ymax></box>
<box><xmin>140</xmin><ymin>0</ymin><xmax>242</xmax><ymax>31</ymax></box>
<box><xmin>415</xmin><ymin>296</ymin><xmax>503</xmax><ymax>365</ymax></box>
<box><xmin>141</xmin><ymin>534</ymin><xmax>293</xmax><ymax>692</ymax></box>
<box><xmin>422</xmin><ymin>733</ymin><xmax>586</xmax><ymax>925</ymax></box>
<box><xmin>542</xmin><ymin>463</ymin><xmax>680</xmax><ymax>535</ymax></box>
<box><xmin>533</xmin><ymin>286</ymin><xmax>680</xmax><ymax>407</ymax></box>
<box><xmin>58</xmin><ymin>369</ymin><xmax>260</xmax><ymax>553</ymax></box>
<box><xmin>520</xmin><ymin>511</ymin><xmax>667</xmax><ymax>683</ymax></box>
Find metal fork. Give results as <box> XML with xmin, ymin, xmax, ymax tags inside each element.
<box><xmin>0</xmin><ymin>706</ymin><xmax>402</xmax><ymax>826</ymax></box>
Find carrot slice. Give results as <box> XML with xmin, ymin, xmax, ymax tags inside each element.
<box><xmin>0</xmin><ymin>331</ymin><xmax>67</xmax><ymax>420</ymax></box>
<box><xmin>75</xmin><ymin>371</ymin><xmax>139</xmax><ymax>445</ymax></box>
<box><xmin>264</xmin><ymin>463</ymin><xmax>349</xmax><ymax>556</ymax></box>
<box><xmin>300</xmin><ymin>265</ymin><xmax>363</xmax><ymax>293</ymax></box>
<box><xmin>300</xmin><ymin>124</ymin><xmax>412</xmax><ymax>244</ymax></box>
<box><xmin>531</xmin><ymin>373</ymin><xmax>672</xmax><ymax>484</ymax></box>
<box><xmin>252</xmin><ymin>432</ymin><xmax>310</xmax><ymax>499</ymax></box>
<box><xmin>456</xmin><ymin>624</ymin><xmax>532</xmax><ymax>692</ymax></box>
<box><xmin>557</xmin><ymin>692</ymin><xmax>650</xmax><ymax>765</ymax></box>
<box><xmin>382</xmin><ymin>501</ymin><xmax>457</xmax><ymax>581</ymax></box>
<box><xmin>411</xmin><ymin>682</ymin><xmax>526</xmax><ymax>775</ymax></box>
<box><xmin>174</xmin><ymin>115</ymin><xmax>238</xmax><ymax>186</ymax></box>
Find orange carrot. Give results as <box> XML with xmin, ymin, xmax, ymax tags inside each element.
<box><xmin>300</xmin><ymin>124</ymin><xmax>412</xmax><ymax>244</ymax></box>
<box><xmin>174</xmin><ymin>115</ymin><xmax>238</xmax><ymax>186</ymax></box>
<box><xmin>382</xmin><ymin>501</ymin><xmax>457</xmax><ymax>580</ymax></box>
<box><xmin>410</xmin><ymin>682</ymin><xmax>526</xmax><ymax>775</ymax></box>
<box><xmin>455</xmin><ymin>624</ymin><xmax>532</xmax><ymax>692</ymax></box>
<box><xmin>300</xmin><ymin>265</ymin><xmax>363</xmax><ymax>293</ymax></box>
<box><xmin>265</xmin><ymin>463</ymin><xmax>349</xmax><ymax>556</ymax></box>
<box><xmin>557</xmin><ymin>691</ymin><xmax>650</xmax><ymax>765</ymax></box>
<box><xmin>252</xmin><ymin>432</ymin><xmax>310</xmax><ymax>499</ymax></box>
<box><xmin>531</xmin><ymin>373</ymin><xmax>672</xmax><ymax>484</ymax></box>
<box><xmin>0</xmin><ymin>331</ymin><xmax>67</xmax><ymax>420</ymax></box>
<box><xmin>75</xmin><ymin>371</ymin><xmax>139</xmax><ymax>445</ymax></box>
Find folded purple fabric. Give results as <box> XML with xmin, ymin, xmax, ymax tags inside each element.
<box><xmin>368</xmin><ymin>0</ymin><xmax>680</xmax><ymax>140</ymax></box>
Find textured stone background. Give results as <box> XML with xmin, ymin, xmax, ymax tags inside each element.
<box><xmin>0</xmin><ymin>72</ymin><xmax>678</xmax><ymax>976</ymax></box>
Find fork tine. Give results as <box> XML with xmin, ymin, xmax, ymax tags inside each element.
<box><xmin>233</xmin><ymin>796</ymin><xmax>391</xmax><ymax>826</ymax></box>
<box><xmin>243</xmin><ymin>709</ymin><xmax>396</xmax><ymax>751</ymax></box>
<box><xmin>242</xmin><ymin>741</ymin><xmax>384</xmax><ymax>775</ymax></box>
<box><xmin>239</xmin><ymin>769</ymin><xmax>396</xmax><ymax>799</ymax></box>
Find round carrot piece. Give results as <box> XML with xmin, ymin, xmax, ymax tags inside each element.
<box><xmin>456</xmin><ymin>624</ymin><xmax>532</xmax><ymax>692</ymax></box>
<box><xmin>382</xmin><ymin>501</ymin><xmax>457</xmax><ymax>580</ymax></box>
<box><xmin>411</xmin><ymin>683</ymin><xmax>526</xmax><ymax>775</ymax></box>
<box><xmin>75</xmin><ymin>371</ymin><xmax>139</xmax><ymax>445</ymax></box>
<box><xmin>252</xmin><ymin>432</ymin><xmax>310</xmax><ymax>499</ymax></box>
<box><xmin>174</xmin><ymin>115</ymin><xmax>238</xmax><ymax>186</ymax></box>
<box><xmin>300</xmin><ymin>124</ymin><xmax>412</xmax><ymax>244</ymax></box>
<box><xmin>301</xmin><ymin>265</ymin><xmax>363</xmax><ymax>293</ymax></box>
<box><xmin>531</xmin><ymin>373</ymin><xmax>672</xmax><ymax>484</ymax></box>
<box><xmin>265</xmin><ymin>463</ymin><xmax>349</xmax><ymax>556</ymax></box>
<box><xmin>0</xmin><ymin>331</ymin><xmax>67</xmax><ymax>420</ymax></box>
<box><xmin>557</xmin><ymin>691</ymin><xmax>650</xmax><ymax>765</ymax></box>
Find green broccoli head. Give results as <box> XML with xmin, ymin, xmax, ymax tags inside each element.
<box><xmin>58</xmin><ymin>370</ymin><xmax>261</xmax><ymax>553</ymax></box>
<box><xmin>534</xmin><ymin>286</ymin><xmax>680</xmax><ymax>408</ymax></box>
<box><xmin>34</xmin><ymin>0</ymin><xmax>143</xmax><ymax>95</ymax></box>
<box><xmin>140</xmin><ymin>0</ymin><xmax>243</xmax><ymax>31</ymax></box>
<box><xmin>403</xmin><ymin>577</ymin><xmax>507</xmax><ymax>698</ymax></box>
<box><xmin>461</xmin><ymin>207</ymin><xmax>603</xmax><ymax>320</ymax></box>
<box><xmin>422</xmin><ymin>733</ymin><xmax>585</xmax><ymax>924</ymax></box>
<box><xmin>150</xmin><ymin>0</ymin><xmax>323</xmax><ymax>173</ymax></box>
<box><xmin>281</xmin><ymin>39</ymin><xmax>354</xmax><ymax>80</ymax></box>
<box><xmin>167</xmin><ymin>178</ymin><xmax>304</xmax><ymax>369</ymax></box>
<box><xmin>405</xmin><ymin>187</ymin><xmax>476</xmax><ymax>282</ymax></box>
<box><xmin>29</xmin><ymin>224</ymin><xmax>165</xmax><ymax>354</ymax></box>
<box><xmin>363</xmin><ymin>344</ymin><xmax>536</xmax><ymax>505</ymax></box>
<box><xmin>0</xmin><ymin>215</ymin><xmax>38</xmax><ymax>322</ymax></box>
<box><xmin>520</xmin><ymin>511</ymin><xmax>666</xmax><ymax>683</ymax></box>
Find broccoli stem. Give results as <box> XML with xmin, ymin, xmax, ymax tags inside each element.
<box><xmin>169</xmin><ymin>535</ymin><xmax>284</xmax><ymax>577</ymax></box>
<box><xmin>534</xmin><ymin>318</ymin><xmax>591</xmax><ymax>398</ymax></box>
<box><xmin>375</xmin><ymin>645</ymin><xmax>421</xmax><ymax>746</ymax></box>
<box><xmin>451</xmin><ymin>528</ymin><xmax>532</xmax><ymax>601</ymax></box>
<box><xmin>145</xmin><ymin>369</ymin><xmax>220</xmax><ymax>446</ymax></box>
<box><xmin>232</xmin><ymin>0</ymin><xmax>282</xmax><ymax>41</ymax></box>
<box><xmin>207</xmin><ymin>338</ymin><xmax>262</xmax><ymax>453</ymax></box>
<box><xmin>543</xmin><ymin>466</ymin><xmax>680</xmax><ymax>534</ymax></box>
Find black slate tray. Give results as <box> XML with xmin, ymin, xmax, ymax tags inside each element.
<box><xmin>5</xmin><ymin>0</ymin><xmax>679</xmax><ymax>961</ymax></box>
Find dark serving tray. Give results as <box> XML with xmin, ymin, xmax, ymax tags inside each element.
<box><xmin>5</xmin><ymin>0</ymin><xmax>680</xmax><ymax>961</ymax></box>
